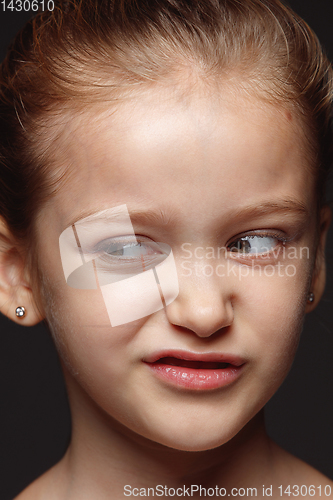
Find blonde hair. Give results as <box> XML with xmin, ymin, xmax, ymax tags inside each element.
<box><xmin>0</xmin><ymin>0</ymin><xmax>332</xmax><ymax>242</ymax></box>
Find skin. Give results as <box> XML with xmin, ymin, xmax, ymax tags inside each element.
<box><xmin>0</xmin><ymin>83</ymin><xmax>331</xmax><ymax>498</ymax></box>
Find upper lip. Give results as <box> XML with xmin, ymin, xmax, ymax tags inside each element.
<box><xmin>143</xmin><ymin>350</ymin><xmax>245</xmax><ymax>367</ymax></box>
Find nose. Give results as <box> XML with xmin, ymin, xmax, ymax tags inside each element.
<box><xmin>165</xmin><ymin>263</ymin><xmax>234</xmax><ymax>338</ymax></box>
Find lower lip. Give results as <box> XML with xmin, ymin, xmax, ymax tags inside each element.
<box><xmin>145</xmin><ymin>362</ymin><xmax>244</xmax><ymax>390</ymax></box>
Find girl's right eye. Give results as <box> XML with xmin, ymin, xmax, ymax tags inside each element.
<box><xmin>103</xmin><ymin>240</ymin><xmax>164</xmax><ymax>259</ymax></box>
<box><xmin>92</xmin><ymin>237</ymin><xmax>170</xmax><ymax>273</ymax></box>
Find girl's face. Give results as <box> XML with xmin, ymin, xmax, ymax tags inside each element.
<box><xmin>34</xmin><ymin>84</ymin><xmax>324</xmax><ymax>451</ymax></box>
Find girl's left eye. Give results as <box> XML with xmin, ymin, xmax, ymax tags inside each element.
<box><xmin>228</xmin><ymin>235</ymin><xmax>279</xmax><ymax>255</ymax></box>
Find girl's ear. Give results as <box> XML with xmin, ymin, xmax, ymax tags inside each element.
<box><xmin>306</xmin><ymin>205</ymin><xmax>331</xmax><ymax>313</ymax></box>
<box><xmin>0</xmin><ymin>218</ymin><xmax>43</xmax><ymax>326</ymax></box>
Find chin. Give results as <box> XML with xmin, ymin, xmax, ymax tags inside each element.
<box><xmin>161</xmin><ymin>438</ymin><xmax>229</xmax><ymax>453</ymax></box>
<box><xmin>135</xmin><ymin>417</ymin><xmax>243</xmax><ymax>452</ymax></box>
<box><xmin>148</xmin><ymin>430</ymin><xmax>237</xmax><ymax>452</ymax></box>
<box><xmin>140</xmin><ymin>408</ymin><xmax>265</xmax><ymax>453</ymax></box>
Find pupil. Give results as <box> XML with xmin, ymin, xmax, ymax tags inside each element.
<box><xmin>109</xmin><ymin>247</ymin><xmax>125</xmax><ymax>256</ymax></box>
<box><xmin>109</xmin><ymin>242</ymin><xmax>142</xmax><ymax>257</ymax></box>
<box><xmin>242</xmin><ymin>239</ymin><xmax>251</xmax><ymax>253</ymax></box>
<box><xmin>232</xmin><ymin>239</ymin><xmax>251</xmax><ymax>253</ymax></box>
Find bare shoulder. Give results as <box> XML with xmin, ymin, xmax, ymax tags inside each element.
<box><xmin>270</xmin><ymin>441</ymin><xmax>333</xmax><ymax>497</ymax></box>
<box><xmin>13</xmin><ymin>457</ymin><xmax>68</xmax><ymax>500</ymax></box>
<box><xmin>14</xmin><ymin>472</ymin><xmax>51</xmax><ymax>500</ymax></box>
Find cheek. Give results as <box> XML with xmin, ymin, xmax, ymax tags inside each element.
<box><xmin>236</xmin><ymin>259</ymin><xmax>311</xmax><ymax>400</ymax></box>
<box><xmin>38</xmin><ymin>269</ymin><xmax>141</xmax><ymax>381</ymax></box>
<box><xmin>39</xmin><ymin>270</ymin><xmax>166</xmax><ymax>435</ymax></box>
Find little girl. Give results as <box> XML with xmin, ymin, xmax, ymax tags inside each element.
<box><xmin>0</xmin><ymin>0</ymin><xmax>332</xmax><ymax>498</ymax></box>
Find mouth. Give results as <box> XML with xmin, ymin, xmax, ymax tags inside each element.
<box><xmin>144</xmin><ymin>351</ymin><xmax>245</xmax><ymax>390</ymax></box>
<box><xmin>156</xmin><ymin>357</ymin><xmax>232</xmax><ymax>370</ymax></box>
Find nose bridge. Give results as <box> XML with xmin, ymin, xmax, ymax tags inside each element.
<box><xmin>166</xmin><ymin>248</ymin><xmax>235</xmax><ymax>338</ymax></box>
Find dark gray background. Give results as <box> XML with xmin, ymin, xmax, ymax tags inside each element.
<box><xmin>1</xmin><ymin>1</ymin><xmax>333</xmax><ymax>499</ymax></box>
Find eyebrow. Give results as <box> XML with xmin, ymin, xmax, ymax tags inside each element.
<box><xmin>66</xmin><ymin>198</ymin><xmax>308</xmax><ymax>229</ymax></box>
<box><xmin>127</xmin><ymin>208</ymin><xmax>181</xmax><ymax>226</ymax></box>
<box><xmin>230</xmin><ymin>199</ymin><xmax>309</xmax><ymax>221</ymax></box>
<box><xmin>67</xmin><ymin>207</ymin><xmax>181</xmax><ymax>227</ymax></box>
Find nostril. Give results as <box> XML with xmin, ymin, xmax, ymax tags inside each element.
<box><xmin>165</xmin><ymin>297</ymin><xmax>234</xmax><ymax>338</ymax></box>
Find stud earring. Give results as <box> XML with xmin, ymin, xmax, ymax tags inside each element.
<box><xmin>15</xmin><ymin>306</ymin><xmax>26</xmax><ymax>318</ymax></box>
<box><xmin>307</xmin><ymin>292</ymin><xmax>315</xmax><ymax>304</ymax></box>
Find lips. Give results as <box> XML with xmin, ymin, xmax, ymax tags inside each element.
<box><xmin>144</xmin><ymin>351</ymin><xmax>245</xmax><ymax>390</ymax></box>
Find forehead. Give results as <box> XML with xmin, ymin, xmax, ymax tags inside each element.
<box><xmin>44</xmin><ymin>84</ymin><xmax>314</xmax><ymax>231</ymax></box>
